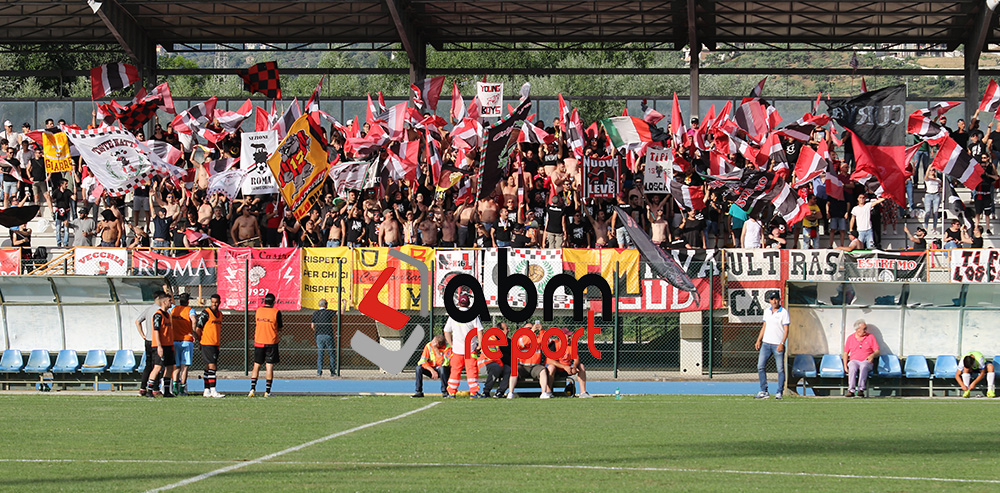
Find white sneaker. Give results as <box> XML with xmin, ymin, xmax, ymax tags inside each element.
<box><xmin>754</xmin><ymin>391</ymin><xmax>769</xmax><ymax>399</ymax></box>
<box><xmin>506</xmin><ymin>392</ymin><xmax>517</xmax><ymax>399</ymax></box>
<box><xmin>578</xmin><ymin>392</ymin><xmax>593</xmax><ymax>398</ymax></box>
<box><xmin>774</xmin><ymin>393</ymin><xmax>783</xmax><ymax>400</ymax></box>
<box><xmin>211</xmin><ymin>388</ymin><xmax>226</xmax><ymax>398</ymax></box>
<box><xmin>539</xmin><ymin>392</ymin><xmax>553</xmax><ymax>399</ymax></box>
<box><xmin>203</xmin><ymin>389</ymin><xmax>212</xmax><ymax>398</ymax></box>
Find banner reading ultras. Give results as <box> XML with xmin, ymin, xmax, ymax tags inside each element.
<box><xmin>353</xmin><ymin>246</ymin><xmax>432</xmax><ymax>311</ymax></box>
<box><xmin>301</xmin><ymin>247</ymin><xmax>352</xmax><ymax>310</ymax></box>
<box><xmin>217</xmin><ymin>247</ymin><xmax>302</xmax><ymax>310</ymax></box>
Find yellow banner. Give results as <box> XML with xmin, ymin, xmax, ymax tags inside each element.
<box><xmin>301</xmin><ymin>247</ymin><xmax>353</xmax><ymax>310</ymax></box>
<box><xmin>43</xmin><ymin>131</ymin><xmax>73</xmax><ymax>174</ymax></box>
<box><xmin>353</xmin><ymin>246</ymin><xmax>434</xmax><ymax>311</ymax></box>
<box><xmin>561</xmin><ymin>248</ymin><xmax>641</xmax><ymax>296</ymax></box>
<box><xmin>267</xmin><ymin>115</ymin><xmax>330</xmax><ymax>220</ymax></box>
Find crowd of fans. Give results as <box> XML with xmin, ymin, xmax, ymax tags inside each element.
<box><xmin>0</xmin><ymin>106</ymin><xmax>995</xmax><ymax>255</ymax></box>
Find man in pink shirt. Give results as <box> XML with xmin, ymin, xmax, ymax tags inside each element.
<box><xmin>842</xmin><ymin>319</ymin><xmax>880</xmax><ymax>398</ymax></box>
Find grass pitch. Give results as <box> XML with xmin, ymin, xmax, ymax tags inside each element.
<box><xmin>0</xmin><ymin>393</ymin><xmax>998</xmax><ymax>491</ymax></box>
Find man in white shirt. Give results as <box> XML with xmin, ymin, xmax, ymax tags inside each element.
<box><xmin>849</xmin><ymin>194</ymin><xmax>886</xmax><ymax>249</ymax></box>
<box><xmin>443</xmin><ymin>294</ymin><xmax>484</xmax><ymax>399</ymax></box>
<box><xmin>755</xmin><ymin>291</ymin><xmax>789</xmax><ymax>399</ymax></box>
<box><xmin>741</xmin><ymin>216</ymin><xmax>763</xmax><ymax>248</ymax></box>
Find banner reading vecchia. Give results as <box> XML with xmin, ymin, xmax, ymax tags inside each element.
<box><xmin>217</xmin><ymin>247</ymin><xmax>302</xmax><ymax>310</ymax></box>
<box><xmin>267</xmin><ymin>115</ymin><xmax>329</xmax><ymax>220</ymax></box>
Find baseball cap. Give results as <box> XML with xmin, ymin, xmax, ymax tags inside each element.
<box><xmin>767</xmin><ymin>292</ymin><xmax>780</xmax><ymax>301</ymax></box>
<box><xmin>533</xmin><ymin>319</ymin><xmax>541</xmax><ymax>325</ymax></box>
<box><xmin>3</xmin><ymin>121</ymin><xmax>10</xmax><ymax>127</ymax></box>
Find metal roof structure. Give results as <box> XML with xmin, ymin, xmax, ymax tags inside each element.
<box><xmin>1</xmin><ymin>0</ymin><xmax>999</xmax><ymax>111</ymax></box>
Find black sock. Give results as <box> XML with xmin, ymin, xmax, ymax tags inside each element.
<box><xmin>266</xmin><ymin>379</ymin><xmax>272</xmax><ymax>393</ymax></box>
<box><xmin>251</xmin><ymin>378</ymin><xmax>257</xmax><ymax>391</ymax></box>
<box><xmin>206</xmin><ymin>369</ymin><xmax>216</xmax><ymax>389</ymax></box>
<box><xmin>146</xmin><ymin>379</ymin><xmax>156</xmax><ymax>392</ymax></box>
<box><xmin>163</xmin><ymin>378</ymin><xmax>172</xmax><ymax>394</ymax></box>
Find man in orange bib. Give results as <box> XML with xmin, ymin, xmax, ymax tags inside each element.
<box><xmin>250</xmin><ymin>292</ymin><xmax>282</xmax><ymax>397</ymax></box>
<box><xmin>195</xmin><ymin>294</ymin><xmax>225</xmax><ymax>398</ymax></box>
<box><xmin>170</xmin><ymin>293</ymin><xmax>197</xmax><ymax>395</ymax></box>
<box><xmin>146</xmin><ymin>291</ymin><xmax>176</xmax><ymax>398</ymax></box>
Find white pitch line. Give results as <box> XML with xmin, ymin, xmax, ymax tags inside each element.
<box><xmin>5</xmin><ymin>457</ymin><xmax>997</xmax><ymax>485</ymax></box>
<box><xmin>143</xmin><ymin>401</ymin><xmax>441</xmax><ymax>493</ymax></box>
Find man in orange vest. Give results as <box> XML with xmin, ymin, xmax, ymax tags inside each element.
<box><xmin>146</xmin><ymin>291</ymin><xmax>176</xmax><ymax>398</ymax></box>
<box><xmin>411</xmin><ymin>334</ymin><xmax>452</xmax><ymax>398</ymax></box>
<box><xmin>195</xmin><ymin>293</ymin><xmax>225</xmax><ymax>398</ymax></box>
<box><xmin>170</xmin><ymin>293</ymin><xmax>197</xmax><ymax>396</ymax></box>
<box><xmin>507</xmin><ymin>321</ymin><xmax>551</xmax><ymax>399</ymax></box>
<box><xmin>250</xmin><ymin>292</ymin><xmax>282</xmax><ymax>397</ymax></box>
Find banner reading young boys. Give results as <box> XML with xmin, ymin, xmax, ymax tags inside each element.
<box><xmin>476</xmin><ymin>82</ymin><xmax>503</xmax><ymax>118</ymax></box>
<box><xmin>301</xmin><ymin>247</ymin><xmax>353</xmax><ymax>310</ymax></box>
<box><xmin>217</xmin><ymin>247</ymin><xmax>302</xmax><ymax>310</ymax></box>
<box><xmin>353</xmin><ymin>246</ymin><xmax>433</xmax><ymax>311</ymax></box>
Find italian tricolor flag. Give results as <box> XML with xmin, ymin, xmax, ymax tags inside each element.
<box><xmin>599</xmin><ymin>116</ymin><xmax>653</xmax><ymax>149</ymax></box>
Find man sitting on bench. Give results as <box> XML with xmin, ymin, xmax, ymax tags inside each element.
<box><xmin>956</xmin><ymin>351</ymin><xmax>996</xmax><ymax>398</ymax></box>
<box><xmin>545</xmin><ymin>331</ymin><xmax>592</xmax><ymax>398</ymax></box>
<box><xmin>507</xmin><ymin>321</ymin><xmax>551</xmax><ymax>399</ymax></box>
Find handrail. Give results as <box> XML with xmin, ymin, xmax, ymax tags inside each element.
<box><xmin>28</xmin><ymin>249</ymin><xmax>76</xmax><ymax>276</ymax></box>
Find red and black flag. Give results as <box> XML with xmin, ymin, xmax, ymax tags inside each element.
<box><xmin>115</xmin><ymin>100</ymin><xmax>159</xmax><ymax>132</ymax></box>
<box><xmin>979</xmin><ymin>79</ymin><xmax>1000</xmax><ymax>114</ymax></box>
<box><xmin>931</xmin><ymin>137</ymin><xmax>984</xmax><ymax>191</ymax></box>
<box><xmin>725</xmin><ymin>169</ymin><xmax>808</xmax><ymax>225</ymax></box>
<box><xmin>236</xmin><ymin>61</ymin><xmax>281</xmax><ymax>99</ymax></box>
<box><xmin>850</xmin><ymin>130</ymin><xmax>909</xmax><ymax>207</ymax></box>
<box><xmin>907</xmin><ymin>110</ymin><xmax>949</xmax><ymax>145</ymax></box>
<box><xmin>90</xmin><ymin>63</ymin><xmax>140</xmax><ymax>99</ymax></box>
<box><xmin>827</xmin><ymin>84</ymin><xmax>907</xmax><ymax>189</ymax></box>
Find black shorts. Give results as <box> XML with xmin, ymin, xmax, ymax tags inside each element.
<box><xmin>254</xmin><ymin>344</ymin><xmax>279</xmax><ymax>365</ymax></box>
<box><xmin>201</xmin><ymin>345</ymin><xmax>220</xmax><ymax>365</ymax></box>
<box><xmin>152</xmin><ymin>346</ymin><xmax>175</xmax><ymax>367</ymax></box>
<box><xmin>975</xmin><ymin>197</ymin><xmax>994</xmax><ymax>214</ymax></box>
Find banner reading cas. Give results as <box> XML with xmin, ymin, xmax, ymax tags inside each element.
<box><xmin>843</xmin><ymin>251</ymin><xmax>925</xmax><ymax>282</ymax></box>
<box><xmin>43</xmin><ymin>130</ymin><xmax>73</xmax><ymax>173</ymax></box>
<box><xmin>643</xmin><ymin>147</ymin><xmax>672</xmax><ymax>193</ymax></box>
<box><xmin>217</xmin><ymin>247</ymin><xmax>302</xmax><ymax>310</ymax></box>
<box><xmin>131</xmin><ymin>250</ymin><xmax>216</xmax><ymax>285</ymax></box>
<box><xmin>583</xmin><ymin>155</ymin><xmax>619</xmax><ymax>199</ymax></box>
<box><xmin>301</xmin><ymin>247</ymin><xmax>353</xmax><ymax>310</ymax></box>
<box><xmin>267</xmin><ymin>115</ymin><xmax>329</xmax><ymax>220</ymax></box>
<box><xmin>240</xmin><ymin>130</ymin><xmax>280</xmax><ymax>195</ymax></box>
<box><xmin>353</xmin><ymin>246</ymin><xmax>433</xmax><ymax>311</ymax></box>
<box><xmin>435</xmin><ymin>250</ymin><xmax>481</xmax><ymax>307</ymax></box>
<box><xmin>0</xmin><ymin>248</ymin><xmax>20</xmax><ymax>275</ymax></box>
<box><xmin>75</xmin><ymin>248</ymin><xmax>128</xmax><ymax>275</ymax></box>
<box><xmin>725</xmin><ymin>249</ymin><xmax>783</xmax><ymax>322</ymax></box>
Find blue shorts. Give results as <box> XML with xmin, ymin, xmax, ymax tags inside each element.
<box><xmin>173</xmin><ymin>341</ymin><xmax>194</xmax><ymax>366</ymax></box>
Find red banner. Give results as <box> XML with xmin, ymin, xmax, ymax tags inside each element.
<box><xmin>611</xmin><ymin>277</ymin><xmax>722</xmax><ymax>312</ymax></box>
<box><xmin>0</xmin><ymin>248</ymin><xmax>20</xmax><ymax>275</ymax></box>
<box><xmin>131</xmin><ymin>250</ymin><xmax>217</xmax><ymax>285</ymax></box>
<box><xmin>217</xmin><ymin>247</ymin><xmax>302</xmax><ymax>310</ymax></box>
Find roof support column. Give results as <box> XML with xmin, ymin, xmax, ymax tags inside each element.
<box><xmin>383</xmin><ymin>0</ymin><xmax>426</xmax><ymax>84</ymax></box>
<box><xmin>966</xmin><ymin>2</ymin><xmax>996</xmax><ymax>122</ymax></box>
<box><xmin>687</xmin><ymin>0</ymin><xmax>700</xmax><ymax>120</ymax></box>
<box><xmin>93</xmin><ymin>0</ymin><xmax>154</xmax><ymax>79</ymax></box>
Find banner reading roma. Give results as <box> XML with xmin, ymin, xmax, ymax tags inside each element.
<box><xmin>131</xmin><ymin>250</ymin><xmax>216</xmax><ymax>285</ymax></box>
<box><xmin>353</xmin><ymin>246</ymin><xmax>433</xmax><ymax>311</ymax></box>
<box><xmin>74</xmin><ymin>248</ymin><xmax>128</xmax><ymax>275</ymax></box>
<box><xmin>583</xmin><ymin>155</ymin><xmax>619</xmax><ymax>199</ymax></box>
<box><xmin>843</xmin><ymin>251</ymin><xmax>925</xmax><ymax>282</ymax></box>
<box><xmin>267</xmin><ymin>115</ymin><xmax>330</xmax><ymax>220</ymax></box>
<box><xmin>0</xmin><ymin>248</ymin><xmax>20</xmax><ymax>275</ymax></box>
<box><xmin>217</xmin><ymin>247</ymin><xmax>302</xmax><ymax>310</ymax></box>
<box><xmin>301</xmin><ymin>247</ymin><xmax>352</xmax><ymax>310</ymax></box>
<box><xmin>43</xmin><ymin>130</ymin><xmax>73</xmax><ymax>173</ymax></box>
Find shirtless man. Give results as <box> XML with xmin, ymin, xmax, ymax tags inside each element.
<box><xmin>502</xmin><ymin>174</ymin><xmax>519</xmax><ymax>205</ymax></box>
<box><xmin>580</xmin><ymin>193</ymin><xmax>615</xmax><ymax>246</ymax></box>
<box><xmin>478</xmin><ymin>196</ymin><xmax>499</xmax><ymax>232</ymax></box>
<box><xmin>440</xmin><ymin>210</ymin><xmax>458</xmax><ymax>247</ymax></box>
<box><xmin>548</xmin><ymin>161</ymin><xmax>569</xmax><ymax>194</ymax></box>
<box><xmin>419</xmin><ymin>212</ymin><xmax>439</xmax><ymax>246</ymax></box>
<box><xmin>379</xmin><ymin>209</ymin><xmax>401</xmax><ymax>247</ymax></box>
<box><xmin>231</xmin><ymin>206</ymin><xmax>261</xmax><ymax>246</ymax></box>
<box><xmin>456</xmin><ymin>203</ymin><xmax>474</xmax><ymax>247</ymax></box>
<box><xmin>325</xmin><ymin>210</ymin><xmax>344</xmax><ymax>247</ymax></box>
<box><xmin>97</xmin><ymin>206</ymin><xmax>123</xmax><ymax>247</ymax></box>
<box><xmin>639</xmin><ymin>190</ymin><xmax>670</xmax><ymax>247</ymax></box>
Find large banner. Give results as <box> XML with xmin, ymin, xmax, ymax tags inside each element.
<box><xmin>435</xmin><ymin>249</ymin><xmax>481</xmax><ymax>307</ymax></box>
<box><xmin>784</xmin><ymin>249</ymin><xmax>843</xmax><ymax>282</ymax></box>
<box><xmin>949</xmin><ymin>249</ymin><xmax>1000</xmax><ymax>283</ymax></box>
<box><xmin>43</xmin><ymin>130</ymin><xmax>73</xmax><ymax>173</ymax></box>
<box><xmin>614</xmin><ymin>250</ymin><xmax>723</xmax><ymax>313</ymax></box>
<box><xmin>217</xmin><ymin>247</ymin><xmax>302</xmax><ymax>310</ymax></box>
<box><xmin>353</xmin><ymin>246</ymin><xmax>433</xmax><ymax>311</ymax></box>
<box><xmin>479</xmin><ymin>99</ymin><xmax>531</xmax><ymax>199</ymax></box>
<box><xmin>476</xmin><ymin>82</ymin><xmax>504</xmax><ymax>119</ymax></box>
<box><xmin>0</xmin><ymin>248</ymin><xmax>20</xmax><ymax>275</ymax></box>
<box><xmin>583</xmin><ymin>155</ymin><xmax>619</xmax><ymax>199</ymax></box>
<box><xmin>240</xmin><ymin>130</ymin><xmax>280</xmax><ymax>195</ymax></box>
<box><xmin>483</xmin><ymin>248</ymin><xmax>568</xmax><ymax>309</ymax></box>
<box><xmin>267</xmin><ymin>115</ymin><xmax>329</xmax><ymax>220</ymax></box>
<box><xmin>301</xmin><ymin>247</ymin><xmax>353</xmax><ymax>310</ymax></box>
<box><xmin>725</xmin><ymin>249</ymin><xmax>783</xmax><ymax>322</ymax></box>
<box><xmin>131</xmin><ymin>250</ymin><xmax>217</xmax><ymax>285</ymax></box>
<box><xmin>843</xmin><ymin>251</ymin><xmax>925</xmax><ymax>282</ymax></box>
<box><xmin>561</xmin><ymin>248</ymin><xmax>641</xmax><ymax>298</ymax></box>
<box><xmin>63</xmin><ymin>126</ymin><xmax>182</xmax><ymax>196</ymax></box>
<box><xmin>643</xmin><ymin>147</ymin><xmax>672</xmax><ymax>193</ymax></box>
<box><xmin>74</xmin><ymin>248</ymin><xmax>128</xmax><ymax>275</ymax></box>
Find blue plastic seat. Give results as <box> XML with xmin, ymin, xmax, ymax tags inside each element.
<box><xmin>0</xmin><ymin>350</ymin><xmax>24</xmax><ymax>373</ymax></box>
<box><xmin>791</xmin><ymin>354</ymin><xmax>817</xmax><ymax>378</ymax></box>
<box><xmin>108</xmin><ymin>350</ymin><xmax>137</xmax><ymax>373</ymax></box>
<box><xmin>934</xmin><ymin>355</ymin><xmax>959</xmax><ymax>379</ymax></box>
<box><xmin>876</xmin><ymin>355</ymin><xmax>902</xmax><ymax>378</ymax></box>
<box><xmin>136</xmin><ymin>353</ymin><xmax>146</xmax><ymax>373</ymax></box>
<box><xmin>22</xmin><ymin>350</ymin><xmax>52</xmax><ymax>374</ymax></box>
<box><xmin>79</xmin><ymin>350</ymin><xmax>108</xmax><ymax>374</ymax></box>
<box><xmin>51</xmin><ymin>350</ymin><xmax>81</xmax><ymax>373</ymax></box>
<box><xmin>818</xmin><ymin>354</ymin><xmax>845</xmax><ymax>378</ymax></box>
<box><xmin>903</xmin><ymin>355</ymin><xmax>931</xmax><ymax>378</ymax></box>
